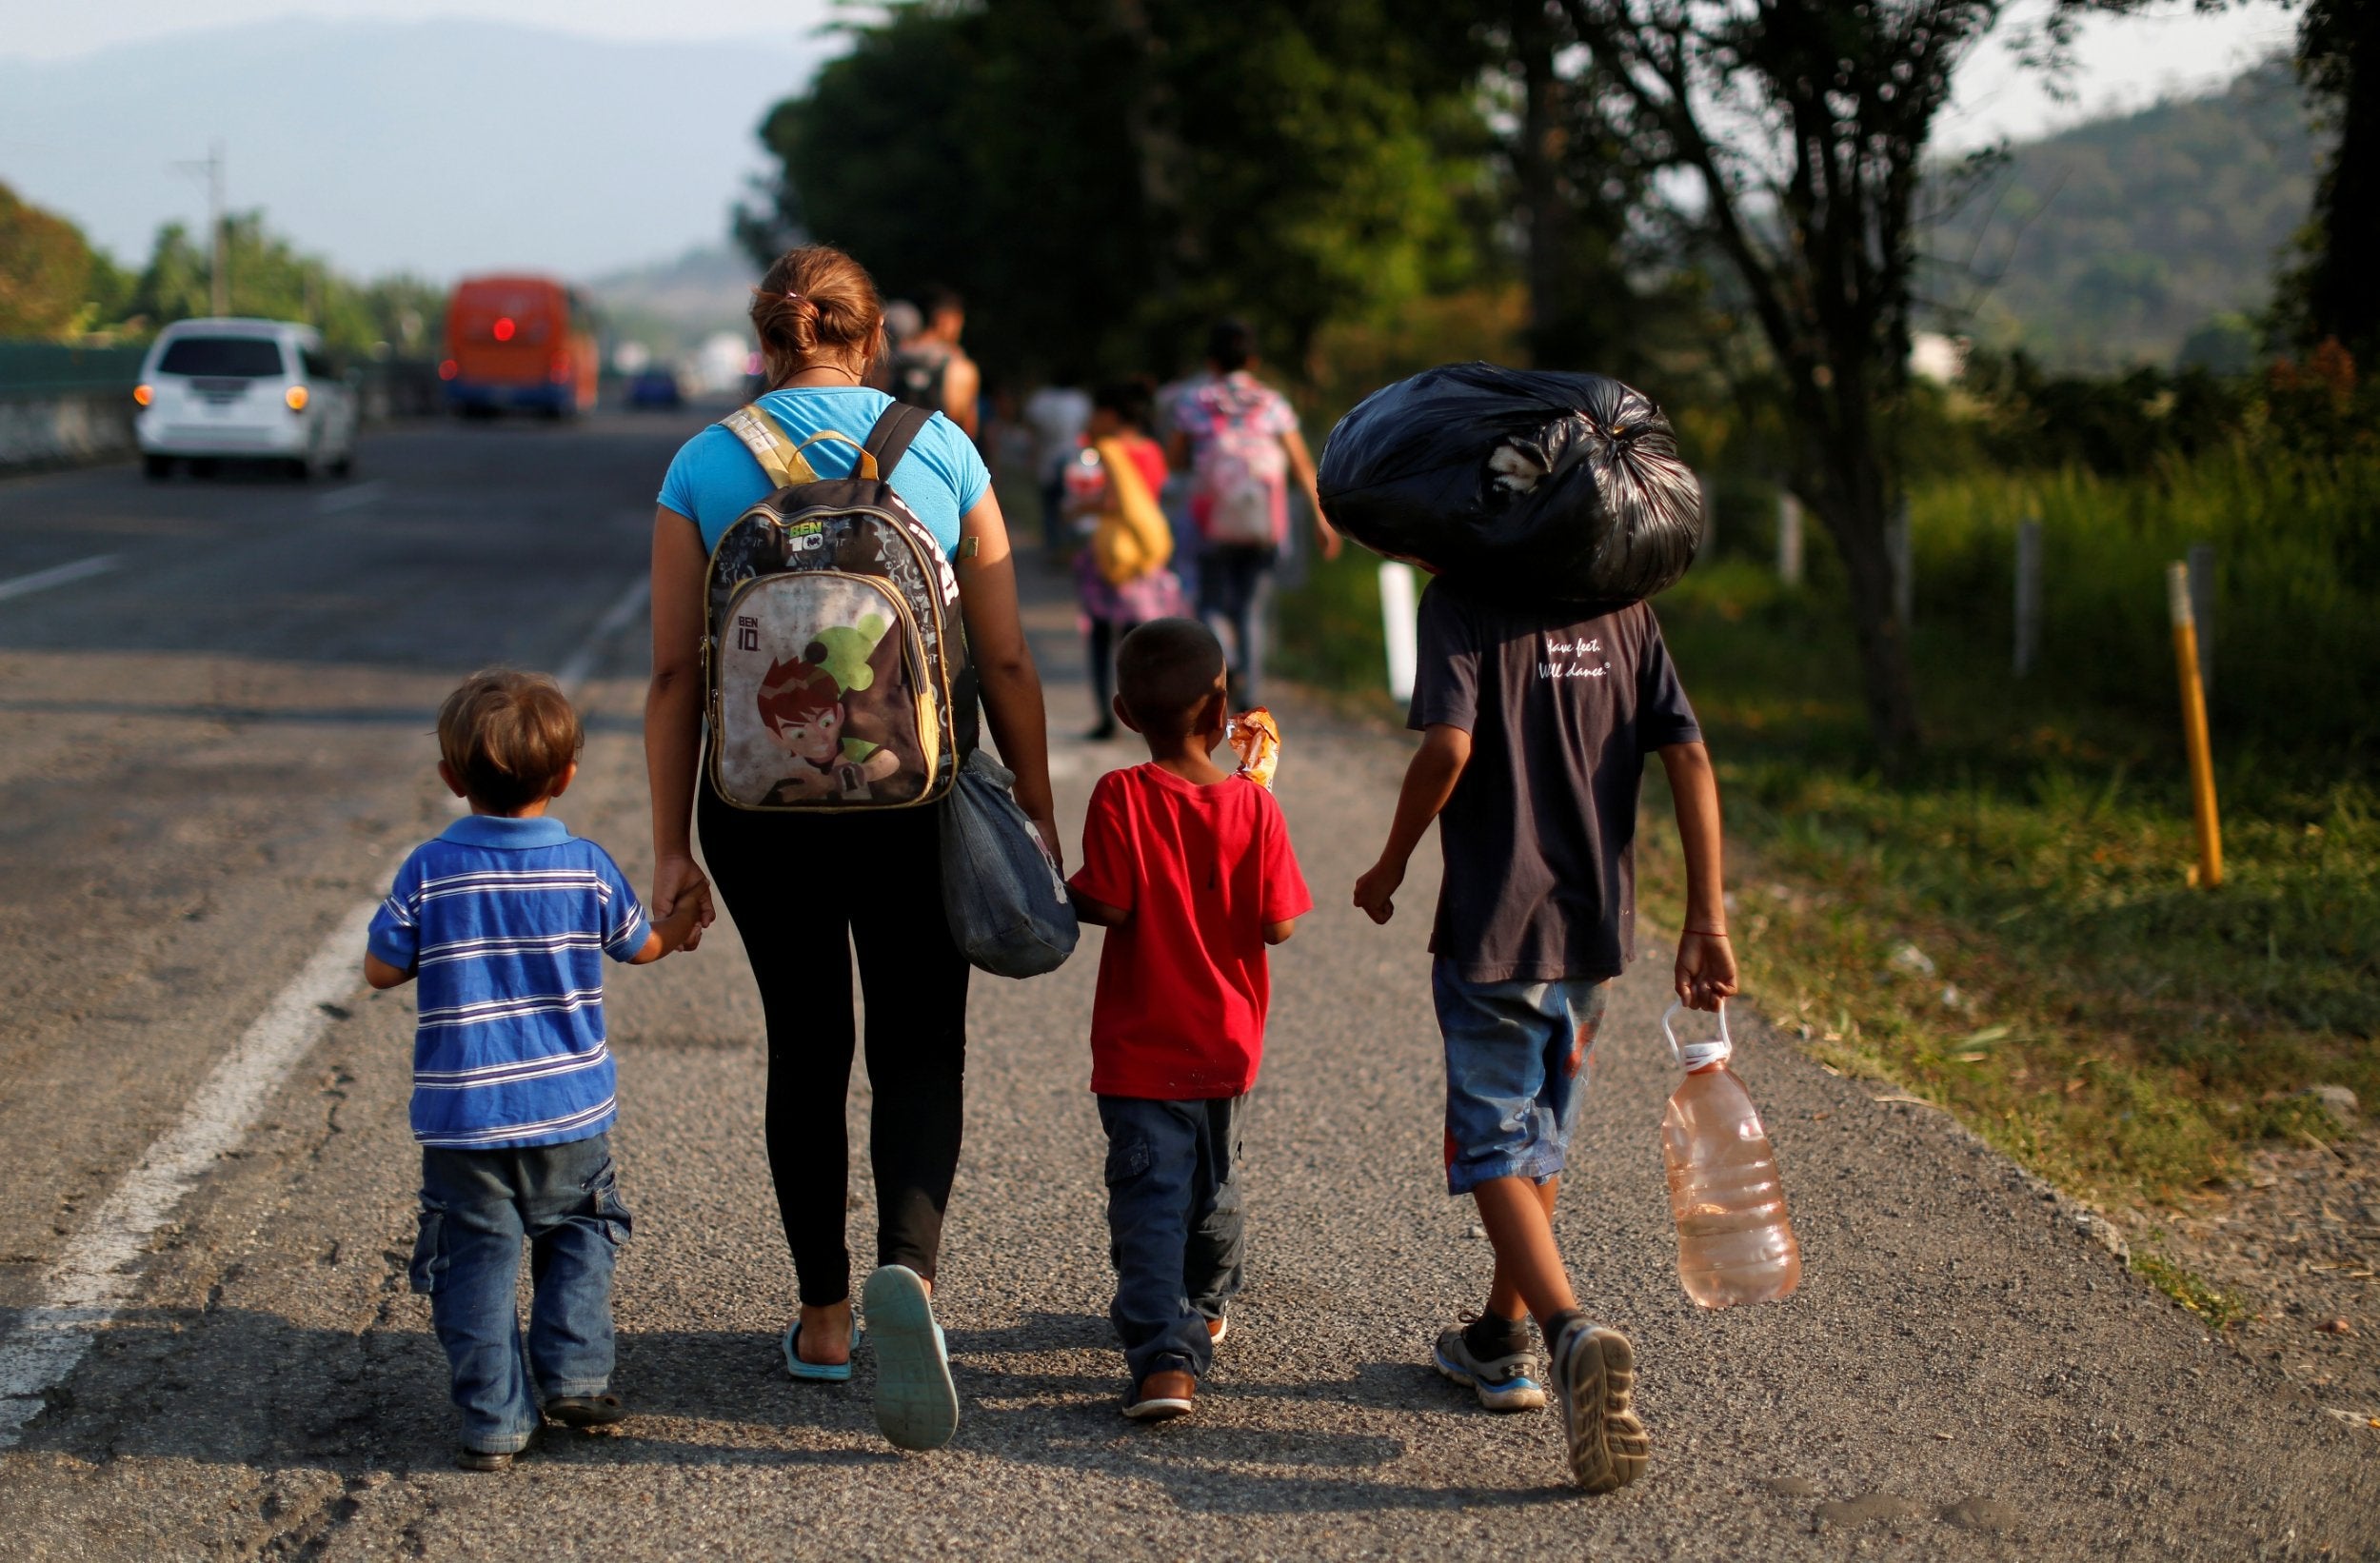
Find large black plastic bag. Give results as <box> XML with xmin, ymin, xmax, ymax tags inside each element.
<box><xmin>941</xmin><ymin>748</ymin><xmax>1078</xmax><ymax>978</ymax></box>
<box><xmin>1318</xmin><ymin>363</ymin><xmax>1702</xmax><ymax>605</ymax></box>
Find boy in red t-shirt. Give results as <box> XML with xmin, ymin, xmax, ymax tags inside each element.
<box><xmin>1067</xmin><ymin>618</ymin><xmax>1312</xmax><ymax>1421</ymax></box>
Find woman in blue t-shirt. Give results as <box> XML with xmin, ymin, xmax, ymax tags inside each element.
<box><xmin>643</xmin><ymin>244</ymin><xmax>1056</xmax><ymax>1449</ymax></box>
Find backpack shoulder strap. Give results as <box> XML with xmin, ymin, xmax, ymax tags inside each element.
<box><xmin>863</xmin><ymin>402</ymin><xmax>934</xmax><ymax>475</ymax></box>
<box><xmin>720</xmin><ymin>403</ymin><xmax>820</xmax><ymax>490</ymax></box>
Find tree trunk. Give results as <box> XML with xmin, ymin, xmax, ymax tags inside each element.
<box><xmin>1801</xmin><ymin>446</ymin><xmax>1923</xmax><ymax>760</ymax></box>
<box><xmin>1512</xmin><ymin>0</ymin><xmax>1573</xmax><ymax>368</ymax></box>
<box><xmin>2304</xmin><ymin>0</ymin><xmax>2380</xmax><ymax>360</ymax></box>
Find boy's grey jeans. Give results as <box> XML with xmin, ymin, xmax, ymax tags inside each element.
<box><xmin>1098</xmin><ymin>1093</ymin><xmax>1248</xmax><ymax>1387</ymax></box>
<box><xmin>410</xmin><ymin>1133</ymin><xmax>630</xmax><ymax>1453</ymax></box>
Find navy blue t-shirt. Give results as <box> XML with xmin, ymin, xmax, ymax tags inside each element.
<box><xmin>1408</xmin><ymin>581</ymin><xmax>1702</xmax><ymax>984</ymax></box>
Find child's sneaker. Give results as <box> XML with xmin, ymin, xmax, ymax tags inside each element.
<box><xmin>1545</xmin><ymin>1314</ymin><xmax>1649</xmax><ymax>1493</ymax></box>
<box><xmin>1433</xmin><ymin>1315</ymin><xmax>1547</xmax><ymax>1412</ymax></box>
<box><xmin>1123</xmin><ymin>1369</ymin><xmax>1197</xmax><ymax>1421</ymax></box>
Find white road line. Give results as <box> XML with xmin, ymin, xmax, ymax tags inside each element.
<box><xmin>314</xmin><ymin>481</ymin><xmax>388</xmax><ymax>516</ymax></box>
<box><xmin>0</xmin><ymin>554</ymin><xmax>119</xmax><ymax>604</ymax></box>
<box><xmin>0</xmin><ymin>567</ymin><xmax>651</xmax><ymax>1447</ymax></box>
<box><xmin>553</xmin><ymin>576</ymin><xmax>652</xmax><ymax>695</ymax></box>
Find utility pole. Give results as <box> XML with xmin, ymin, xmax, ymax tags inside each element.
<box><xmin>173</xmin><ymin>142</ymin><xmax>228</xmax><ymax>316</ymax></box>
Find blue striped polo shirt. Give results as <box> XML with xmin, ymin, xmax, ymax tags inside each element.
<box><xmin>366</xmin><ymin>815</ymin><xmax>650</xmax><ymax>1150</ymax></box>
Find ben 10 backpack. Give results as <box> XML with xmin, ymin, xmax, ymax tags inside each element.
<box><xmin>703</xmin><ymin>401</ymin><xmax>977</xmax><ymax>812</ymax></box>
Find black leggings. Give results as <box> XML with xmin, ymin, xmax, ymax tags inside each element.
<box><xmin>698</xmin><ymin>785</ymin><xmax>971</xmax><ymax>1307</ymax></box>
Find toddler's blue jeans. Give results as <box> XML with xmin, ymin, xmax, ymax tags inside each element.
<box><xmin>409</xmin><ymin>1133</ymin><xmax>630</xmax><ymax>1453</ymax></box>
<box><xmin>1098</xmin><ymin>1094</ymin><xmax>1248</xmax><ymax>1388</ymax></box>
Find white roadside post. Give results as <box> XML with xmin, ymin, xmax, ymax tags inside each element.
<box><xmin>1776</xmin><ymin>491</ymin><xmax>1803</xmax><ymax>586</ymax></box>
<box><xmin>2188</xmin><ymin>542</ymin><xmax>2215</xmax><ymax>703</ymax></box>
<box><xmin>2013</xmin><ymin>517</ymin><xmax>2042</xmax><ymax>676</ymax></box>
<box><xmin>1378</xmin><ymin>560</ymin><xmax>1419</xmax><ymax>704</ymax></box>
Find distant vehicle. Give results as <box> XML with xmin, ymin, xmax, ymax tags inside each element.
<box><xmin>439</xmin><ymin>275</ymin><xmax>598</xmax><ymax>417</ymax></box>
<box><xmin>133</xmin><ymin>318</ymin><xmax>359</xmax><ymax>481</ymax></box>
<box><xmin>625</xmin><ymin>367</ymin><xmax>684</xmax><ymax>410</ymax></box>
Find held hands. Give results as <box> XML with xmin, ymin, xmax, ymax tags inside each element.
<box><xmin>1032</xmin><ymin>818</ymin><xmax>1064</xmax><ymax>877</ymax></box>
<box><xmin>650</xmin><ymin>854</ymin><xmax>716</xmax><ymax>954</ymax></box>
<box><xmin>1674</xmin><ymin>930</ymin><xmax>1738</xmax><ymax>1012</ymax></box>
<box><xmin>1352</xmin><ymin>857</ymin><xmax>1405</xmax><ymax>924</ymax></box>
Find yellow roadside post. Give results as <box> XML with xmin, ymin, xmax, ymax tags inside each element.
<box><xmin>2166</xmin><ymin>561</ymin><xmax>2223</xmax><ymax>888</ymax></box>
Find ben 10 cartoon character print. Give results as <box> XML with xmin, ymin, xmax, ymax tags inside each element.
<box><xmin>712</xmin><ymin>574</ymin><xmax>932</xmax><ymax>809</ymax></box>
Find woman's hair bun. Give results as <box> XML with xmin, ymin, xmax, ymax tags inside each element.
<box><xmin>751</xmin><ymin>247</ymin><xmax>882</xmax><ymax>374</ymax></box>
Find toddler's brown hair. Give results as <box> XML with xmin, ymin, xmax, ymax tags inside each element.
<box><xmin>436</xmin><ymin>669</ymin><xmax>583</xmax><ymax>813</ymax></box>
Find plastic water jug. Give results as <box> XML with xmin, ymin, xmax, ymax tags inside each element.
<box><xmin>1661</xmin><ymin>1001</ymin><xmax>1801</xmax><ymax>1308</ymax></box>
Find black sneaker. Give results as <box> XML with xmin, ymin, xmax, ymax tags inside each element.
<box><xmin>1546</xmin><ymin>1315</ymin><xmax>1650</xmax><ymax>1493</ymax></box>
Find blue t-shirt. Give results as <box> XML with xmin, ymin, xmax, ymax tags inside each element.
<box><xmin>367</xmin><ymin>815</ymin><xmax>651</xmax><ymax>1151</ymax></box>
<box><xmin>657</xmin><ymin>386</ymin><xmax>990</xmax><ymax>558</ymax></box>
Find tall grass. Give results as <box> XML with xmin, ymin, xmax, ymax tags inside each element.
<box><xmin>1909</xmin><ymin>446</ymin><xmax>2380</xmax><ymax>759</ymax></box>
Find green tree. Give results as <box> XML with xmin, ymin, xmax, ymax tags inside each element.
<box><xmin>126</xmin><ymin>212</ymin><xmax>431</xmax><ymax>356</ymax></box>
<box><xmin>1552</xmin><ymin>0</ymin><xmax>2077</xmax><ymax>757</ymax></box>
<box><xmin>0</xmin><ymin>181</ymin><xmax>122</xmax><ymax>340</ymax></box>
<box><xmin>2284</xmin><ymin>0</ymin><xmax>2378</xmax><ymax>360</ymax></box>
<box><xmin>743</xmin><ymin>0</ymin><xmax>1495</xmax><ymax>380</ymax></box>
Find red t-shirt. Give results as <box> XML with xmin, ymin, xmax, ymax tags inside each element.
<box><xmin>1068</xmin><ymin>764</ymin><xmax>1313</xmax><ymax>1098</ymax></box>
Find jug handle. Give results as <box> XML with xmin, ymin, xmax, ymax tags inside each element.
<box><xmin>1661</xmin><ymin>999</ymin><xmax>1731</xmax><ymax>1070</ymax></box>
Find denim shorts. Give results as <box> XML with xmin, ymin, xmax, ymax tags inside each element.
<box><xmin>1434</xmin><ymin>960</ymin><xmax>1611</xmax><ymax>1196</ymax></box>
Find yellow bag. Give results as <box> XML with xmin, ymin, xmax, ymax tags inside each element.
<box><xmin>1089</xmin><ymin>437</ymin><xmax>1173</xmax><ymax>586</ymax></box>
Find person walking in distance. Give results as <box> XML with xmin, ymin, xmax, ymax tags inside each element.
<box><xmin>643</xmin><ymin>245</ymin><xmax>1057</xmax><ymax>1452</ymax></box>
<box><xmin>1024</xmin><ymin>372</ymin><xmax>1093</xmax><ymax>561</ymax></box>
<box><xmin>1166</xmin><ymin>319</ymin><xmax>1339</xmax><ymax>707</ymax></box>
<box><xmin>1070</xmin><ymin>378</ymin><xmax>1186</xmax><ymax>740</ymax></box>
<box><xmin>1351</xmin><ymin>575</ymin><xmax>1738</xmax><ymax>1494</ymax></box>
<box><xmin>889</xmin><ymin>285</ymin><xmax>981</xmax><ymax>441</ymax></box>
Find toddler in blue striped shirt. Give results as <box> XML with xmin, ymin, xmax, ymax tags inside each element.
<box><xmin>364</xmin><ymin>669</ymin><xmax>697</xmax><ymax>1470</ymax></box>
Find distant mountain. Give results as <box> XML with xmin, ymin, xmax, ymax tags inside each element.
<box><xmin>0</xmin><ymin>19</ymin><xmax>826</xmax><ymax>283</ymax></box>
<box><xmin>1927</xmin><ymin>58</ymin><xmax>2321</xmax><ymax>370</ymax></box>
<box><xmin>587</xmin><ymin>245</ymin><xmax>759</xmax><ymax>355</ymax></box>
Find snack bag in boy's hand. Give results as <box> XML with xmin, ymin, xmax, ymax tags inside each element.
<box><xmin>1227</xmin><ymin>707</ymin><xmax>1280</xmax><ymax>789</ymax></box>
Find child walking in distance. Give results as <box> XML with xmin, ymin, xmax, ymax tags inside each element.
<box><xmin>1352</xmin><ymin>579</ymin><xmax>1737</xmax><ymax>1494</ymax></box>
<box><xmin>1067</xmin><ymin>619</ymin><xmax>1312</xmax><ymax>1420</ymax></box>
<box><xmin>364</xmin><ymin>670</ymin><xmax>698</xmax><ymax>1471</ymax></box>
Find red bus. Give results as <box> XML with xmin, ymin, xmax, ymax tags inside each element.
<box><xmin>439</xmin><ymin>275</ymin><xmax>599</xmax><ymax>416</ymax></box>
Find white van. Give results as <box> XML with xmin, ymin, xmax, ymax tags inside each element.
<box><xmin>134</xmin><ymin>318</ymin><xmax>359</xmax><ymax>480</ymax></box>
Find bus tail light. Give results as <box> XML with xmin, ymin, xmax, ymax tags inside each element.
<box><xmin>549</xmin><ymin>352</ymin><xmax>571</xmax><ymax>384</ymax></box>
<box><xmin>439</xmin><ymin>359</ymin><xmax>459</xmax><ymax>380</ymax></box>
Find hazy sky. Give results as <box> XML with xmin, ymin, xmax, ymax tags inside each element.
<box><xmin>1940</xmin><ymin>0</ymin><xmax>2298</xmax><ymax>149</ymax></box>
<box><xmin>0</xmin><ymin>0</ymin><xmax>848</xmax><ymax>58</ymax></box>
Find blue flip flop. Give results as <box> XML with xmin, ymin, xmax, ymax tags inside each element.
<box><xmin>783</xmin><ymin>1317</ymin><xmax>864</xmax><ymax>1383</ymax></box>
<box><xmin>861</xmin><ymin>1264</ymin><xmax>958</xmax><ymax>1451</ymax></box>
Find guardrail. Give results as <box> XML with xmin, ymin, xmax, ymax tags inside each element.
<box><xmin>0</xmin><ymin>342</ymin><xmax>146</xmax><ymax>402</ymax></box>
<box><xmin>0</xmin><ymin>341</ymin><xmax>443</xmax><ymax>472</ymax></box>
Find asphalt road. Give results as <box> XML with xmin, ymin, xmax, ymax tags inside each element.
<box><xmin>0</xmin><ymin>422</ymin><xmax>2371</xmax><ymax>1559</ymax></box>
